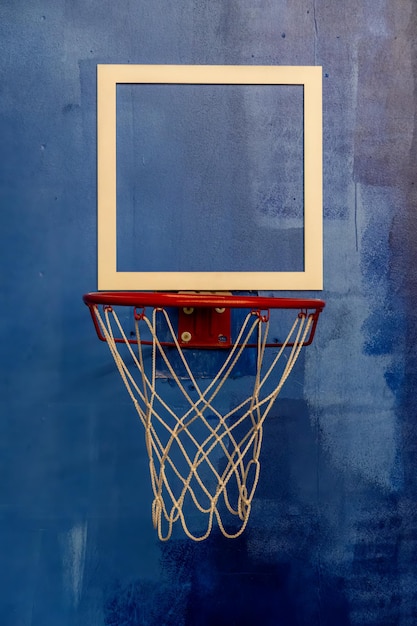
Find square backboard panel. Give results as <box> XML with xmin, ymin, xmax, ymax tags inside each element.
<box><xmin>97</xmin><ymin>64</ymin><xmax>322</xmax><ymax>291</ymax></box>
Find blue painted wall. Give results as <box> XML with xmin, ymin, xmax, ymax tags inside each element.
<box><xmin>1</xmin><ymin>1</ymin><xmax>416</xmax><ymax>624</ymax></box>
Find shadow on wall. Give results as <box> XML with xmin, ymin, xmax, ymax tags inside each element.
<box><xmin>102</xmin><ymin>396</ymin><xmax>406</xmax><ymax>625</ymax></box>
<box><xmin>103</xmin><ymin>399</ymin><xmax>351</xmax><ymax>626</ymax></box>
<box><xmin>104</xmin><ymin>535</ymin><xmax>350</xmax><ymax>626</ymax></box>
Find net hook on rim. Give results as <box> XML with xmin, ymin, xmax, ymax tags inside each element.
<box><xmin>252</xmin><ymin>309</ymin><xmax>270</xmax><ymax>323</ymax></box>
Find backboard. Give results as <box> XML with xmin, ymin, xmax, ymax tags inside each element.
<box><xmin>97</xmin><ymin>64</ymin><xmax>322</xmax><ymax>291</ymax></box>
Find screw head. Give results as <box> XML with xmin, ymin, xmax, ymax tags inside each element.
<box><xmin>181</xmin><ymin>331</ymin><xmax>192</xmax><ymax>343</ymax></box>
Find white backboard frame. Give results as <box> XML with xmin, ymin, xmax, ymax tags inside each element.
<box><xmin>97</xmin><ymin>64</ymin><xmax>322</xmax><ymax>291</ymax></box>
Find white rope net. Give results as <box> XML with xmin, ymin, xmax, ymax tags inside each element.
<box><xmin>92</xmin><ymin>304</ymin><xmax>313</xmax><ymax>541</ymax></box>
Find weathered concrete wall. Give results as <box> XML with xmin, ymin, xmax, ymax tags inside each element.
<box><xmin>1</xmin><ymin>1</ymin><xmax>416</xmax><ymax>624</ymax></box>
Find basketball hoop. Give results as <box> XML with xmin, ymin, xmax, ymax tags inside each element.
<box><xmin>84</xmin><ymin>292</ymin><xmax>325</xmax><ymax>541</ymax></box>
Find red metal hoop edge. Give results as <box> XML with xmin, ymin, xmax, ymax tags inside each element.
<box><xmin>83</xmin><ymin>291</ymin><xmax>325</xmax><ymax>311</ymax></box>
<box><xmin>83</xmin><ymin>292</ymin><xmax>325</xmax><ymax>348</ymax></box>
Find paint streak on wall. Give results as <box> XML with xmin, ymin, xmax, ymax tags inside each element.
<box><xmin>61</xmin><ymin>522</ymin><xmax>88</xmax><ymax>608</ymax></box>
